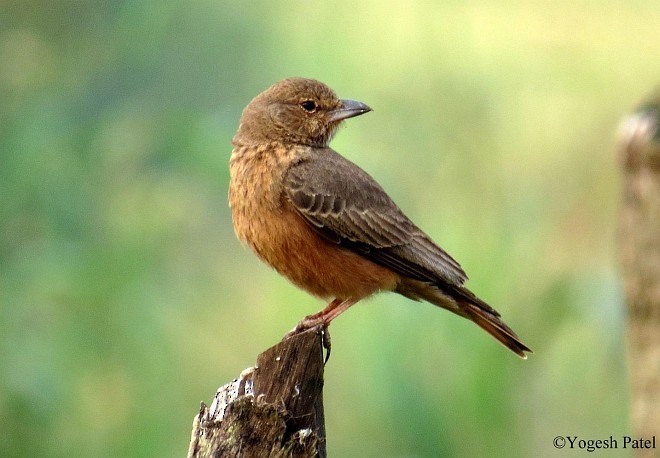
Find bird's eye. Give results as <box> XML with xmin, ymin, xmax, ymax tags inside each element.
<box><xmin>300</xmin><ymin>100</ymin><xmax>317</xmax><ymax>113</ymax></box>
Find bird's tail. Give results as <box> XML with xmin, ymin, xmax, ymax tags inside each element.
<box><xmin>459</xmin><ymin>299</ymin><xmax>531</xmax><ymax>359</ymax></box>
<box><xmin>396</xmin><ymin>279</ymin><xmax>532</xmax><ymax>359</ymax></box>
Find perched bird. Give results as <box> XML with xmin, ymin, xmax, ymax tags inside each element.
<box><xmin>229</xmin><ymin>77</ymin><xmax>531</xmax><ymax>358</ymax></box>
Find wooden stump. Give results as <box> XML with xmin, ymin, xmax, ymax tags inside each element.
<box><xmin>187</xmin><ymin>327</ymin><xmax>327</xmax><ymax>458</ymax></box>
<box><xmin>617</xmin><ymin>90</ymin><xmax>660</xmax><ymax>455</ymax></box>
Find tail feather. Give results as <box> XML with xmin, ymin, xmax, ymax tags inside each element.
<box><xmin>461</xmin><ymin>301</ymin><xmax>531</xmax><ymax>359</ymax></box>
<box><xmin>396</xmin><ymin>279</ymin><xmax>532</xmax><ymax>358</ymax></box>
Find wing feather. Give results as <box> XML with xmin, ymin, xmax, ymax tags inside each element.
<box><xmin>284</xmin><ymin>150</ymin><xmax>468</xmax><ymax>286</ymax></box>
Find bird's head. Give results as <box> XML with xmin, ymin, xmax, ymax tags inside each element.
<box><xmin>233</xmin><ymin>77</ymin><xmax>371</xmax><ymax>148</ymax></box>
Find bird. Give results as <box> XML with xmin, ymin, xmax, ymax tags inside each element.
<box><xmin>229</xmin><ymin>77</ymin><xmax>531</xmax><ymax>358</ymax></box>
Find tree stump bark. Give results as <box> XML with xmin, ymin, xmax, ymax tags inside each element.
<box><xmin>187</xmin><ymin>327</ymin><xmax>327</xmax><ymax>458</ymax></box>
<box><xmin>617</xmin><ymin>90</ymin><xmax>660</xmax><ymax>455</ymax></box>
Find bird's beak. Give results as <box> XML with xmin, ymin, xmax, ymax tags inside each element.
<box><xmin>328</xmin><ymin>99</ymin><xmax>372</xmax><ymax>122</ymax></box>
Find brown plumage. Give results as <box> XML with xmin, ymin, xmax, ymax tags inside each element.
<box><xmin>229</xmin><ymin>77</ymin><xmax>531</xmax><ymax>358</ymax></box>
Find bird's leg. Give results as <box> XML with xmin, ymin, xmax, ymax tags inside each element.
<box><xmin>291</xmin><ymin>297</ymin><xmax>358</xmax><ymax>332</ymax></box>
<box><xmin>284</xmin><ymin>298</ymin><xmax>358</xmax><ymax>362</ymax></box>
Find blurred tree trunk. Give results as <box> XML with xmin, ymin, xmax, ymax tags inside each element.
<box><xmin>618</xmin><ymin>91</ymin><xmax>660</xmax><ymax>453</ymax></box>
<box><xmin>187</xmin><ymin>327</ymin><xmax>326</xmax><ymax>458</ymax></box>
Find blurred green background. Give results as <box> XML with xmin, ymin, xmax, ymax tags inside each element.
<box><xmin>1</xmin><ymin>1</ymin><xmax>658</xmax><ymax>456</ymax></box>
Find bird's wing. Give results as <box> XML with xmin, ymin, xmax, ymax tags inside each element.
<box><xmin>283</xmin><ymin>150</ymin><xmax>468</xmax><ymax>286</ymax></box>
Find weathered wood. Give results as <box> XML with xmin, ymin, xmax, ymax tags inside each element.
<box><xmin>618</xmin><ymin>90</ymin><xmax>660</xmax><ymax>456</ymax></box>
<box><xmin>187</xmin><ymin>327</ymin><xmax>327</xmax><ymax>458</ymax></box>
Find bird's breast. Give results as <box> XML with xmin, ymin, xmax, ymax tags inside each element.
<box><xmin>229</xmin><ymin>145</ymin><xmax>399</xmax><ymax>300</ymax></box>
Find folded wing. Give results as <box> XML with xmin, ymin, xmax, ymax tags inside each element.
<box><xmin>283</xmin><ymin>150</ymin><xmax>468</xmax><ymax>287</ymax></box>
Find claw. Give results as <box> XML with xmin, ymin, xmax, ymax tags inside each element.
<box><xmin>321</xmin><ymin>325</ymin><xmax>331</xmax><ymax>364</ymax></box>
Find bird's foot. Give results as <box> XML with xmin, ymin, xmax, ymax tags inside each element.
<box><xmin>284</xmin><ymin>317</ymin><xmax>332</xmax><ymax>363</ymax></box>
<box><xmin>283</xmin><ymin>298</ymin><xmax>357</xmax><ymax>363</ymax></box>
